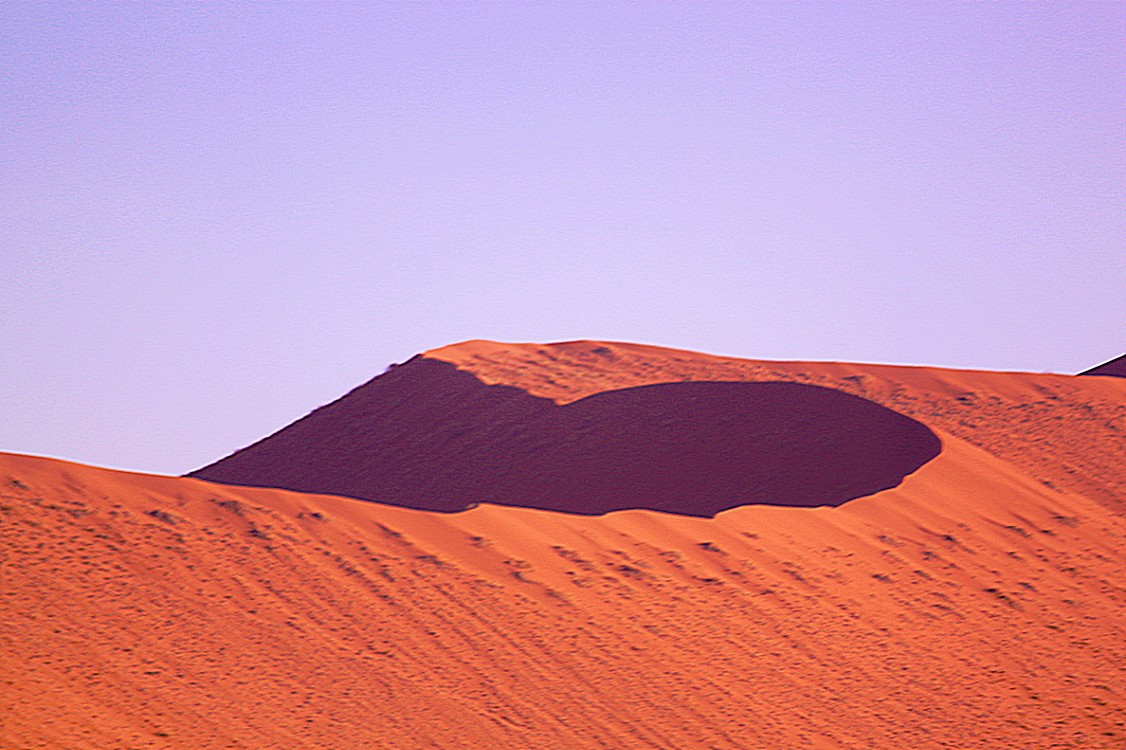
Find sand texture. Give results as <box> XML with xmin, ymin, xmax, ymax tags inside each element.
<box><xmin>3</xmin><ymin>340</ymin><xmax>1125</xmax><ymax>748</ymax></box>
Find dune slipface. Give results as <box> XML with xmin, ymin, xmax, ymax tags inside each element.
<box><xmin>189</xmin><ymin>357</ymin><xmax>941</xmax><ymax>516</ymax></box>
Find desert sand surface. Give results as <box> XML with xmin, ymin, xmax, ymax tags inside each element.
<box><xmin>4</xmin><ymin>340</ymin><xmax>1125</xmax><ymax>748</ymax></box>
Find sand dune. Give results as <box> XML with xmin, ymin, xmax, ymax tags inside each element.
<box><xmin>4</xmin><ymin>340</ymin><xmax>1125</xmax><ymax>748</ymax></box>
<box><xmin>427</xmin><ymin>340</ymin><xmax>1126</xmax><ymax>512</ymax></box>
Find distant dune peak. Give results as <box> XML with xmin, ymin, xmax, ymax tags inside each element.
<box><xmin>189</xmin><ymin>353</ymin><xmax>941</xmax><ymax>517</ymax></box>
<box><xmin>425</xmin><ymin>338</ymin><xmax>703</xmax><ymax>367</ymax></box>
<box><xmin>1080</xmin><ymin>354</ymin><xmax>1126</xmax><ymax>379</ymax></box>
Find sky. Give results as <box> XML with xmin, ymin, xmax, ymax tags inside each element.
<box><xmin>2</xmin><ymin>2</ymin><xmax>1123</xmax><ymax>475</ymax></box>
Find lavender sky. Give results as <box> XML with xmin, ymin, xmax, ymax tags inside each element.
<box><xmin>3</xmin><ymin>3</ymin><xmax>1123</xmax><ymax>475</ymax></box>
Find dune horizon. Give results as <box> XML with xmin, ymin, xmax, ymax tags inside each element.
<box><xmin>3</xmin><ymin>340</ymin><xmax>1124</xmax><ymax>748</ymax></box>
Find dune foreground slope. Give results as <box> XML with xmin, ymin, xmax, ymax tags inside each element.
<box><xmin>4</xmin><ymin>340</ymin><xmax>1126</xmax><ymax>749</ymax></box>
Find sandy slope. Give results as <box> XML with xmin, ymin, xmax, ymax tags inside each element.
<box><xmin>3</xmin><ymin>340</ymin><xmax>1125</xmax><ymax>748</ymax></box>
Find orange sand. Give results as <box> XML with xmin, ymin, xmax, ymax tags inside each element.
<box><xmin>2</xmin><ymin>340</ymin><xmax>1124</xmax><ymax>748</ymax></box>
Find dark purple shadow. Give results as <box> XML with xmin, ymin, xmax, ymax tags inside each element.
<box><xmin>1079</xmin><ymin>354</ymin><xmax>1126</xmax><ymax>379</ymax></box>
<box><xmin>189</xmin><ymin>357</ymin><xmax>941</xmax><ymax>517</ymax></box>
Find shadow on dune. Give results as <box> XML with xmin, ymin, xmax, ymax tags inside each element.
<box><xmin>189</xmin><ymin>357</ymin><xmax>942</xmax><ymax>517</ymax></box>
